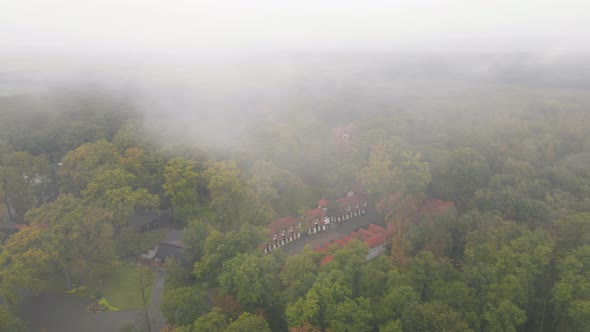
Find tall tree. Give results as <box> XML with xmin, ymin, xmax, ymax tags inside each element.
<box><xmin>401</xmin><ymin>301</ymin><xmax>472</xmax><ymax>332</ymax></box>
<box><xmin>358</xmin><ymin>140</ymin><xmax>431</xmax><ymax>201</ymax></box>
<box><xmin>118</xmin><ymin>147</ymin><xmax>166</xmax><ymax>195</ymax></box>
<box><xmin>286</xmin><ymin>270</ymin><xmax>352</xmax><ymax>331</ymax></box>
<box><xmin>83</xmin><ymin>168</ymin><xmax>159</xmax><ymax>227</ymax></box>
<box><xmin>160</xmin><ymin>286</ymin><xmax>209</xmax><ymax>326</ymax></box>
<box><xmin>24</xmin><ymin>195</ymin><xmax>116</xmax><ymax>290</ymax></box>
<box><xmin>0</xmin><ymin>306</ymin><xmax>27</xmax><ymax>332</ymax></box>
<box><xmin>376</xmin><ymin>193</ymin><xmax>418</xmax><ymax>265</ymax></box>
<box><xmin>205</xmin><ymin>161</ymin><xmax>247</xmax><ymax>229</ymax></box>
<box><xmin>163</xmin><ymin>157</ymin><xmax>200</xmax><ymax>222</ymax></box>
<box><xmin>552</xmin><ymin>245</ymin><xmax>590</xmax><ymax>331</ymax></box>
<box><xmin>0</xmin><ymin>151</ymin><xmax>50</xmax><ymax>222</ymax></box>
<box><xmin>462</xmin><ymin>220</ymin><xmax>554</xmax><ymax>332</ymax></box>
<box><xmin>182</xmin><ymin>219</ymin><xmax>213</xmax><ymax>264</ymax></box>
<box><xmin>58</xmin><ymin>139</ymin><xmax>120</xmax><ymax>195</ymax></box>
<box><xmin>193</xmin><ymin>224</ymin><xmax>266</xmax><ymax>282</ymax></box>
<box><xmin>328</xmin><ymin>297</ymin><xmax>373</xmax><ymax>332</ymax></box>
<box><xmin>224</xmin><ymin>312</ymin><xmax>271</xmax><ymax>332</ymax></box>
<box><xmin>280</xmin><ymin>249</ymin><xmax>318</xmax><ymax>303</ymax></box>
<box><xmin>191</xmin><ymin>307</ymin><xmax>229</xmax><ymax>332</ymax></box>
<box><xmin>218</xmin><ymin>252</ymin><xmax>281</xmax><ymax>311</ymax></box>
<box><xmin>0</xmin><ymin>225</ymin><xmax>54</xmax><ymax>307</ymax></box>
<box><xmin>431</xmin><ymin>147</ymin><xmax>489</xmax><ymax>208</ymax></box>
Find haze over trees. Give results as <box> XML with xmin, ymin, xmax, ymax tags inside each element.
<box><xmin>0</xmin><ymin>53</ymin><xmax>590</xmax><ymax>332</ymax></box>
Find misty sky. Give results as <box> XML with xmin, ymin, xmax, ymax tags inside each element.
<box><xmin>2</xmin><ymin>0</ymin><xmax>589</xmax><ymax>56</ymax></box>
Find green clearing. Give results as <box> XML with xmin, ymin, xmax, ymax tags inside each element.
<box><xmin>92</xmin><ymin>263</ymin><xmax>154</xmax><ymax>310</ymax></box>
<box><xmin>48</xmin><ymin>262</ymin><xmax>154</xmax><ymax>310</ymax></box>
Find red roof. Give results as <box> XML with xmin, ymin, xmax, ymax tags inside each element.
<box><xmin>419</xmin><ymin>199</ymin><xmax>455</xmax><ymax>215</ymax></box>
<box><xmin>367</xmin><ymin>223</ymin><xmax>386</xmax><ymax>234</ymax></box>
<box><xmin>306</xmin><ymin>208</ymin><xmax>327</xmax><ymax>223</ymax></box>
<box><xmin>350</xmin><ymin>231</ymin><xmax>361</xmax><ymax>239</ymax></box>
<box><xmin>336</xmin><ymin>194</ymin><xmax>367</xmax><ymax>210</ymax></box>
<box><xmin>333</xmin><ymin>239</ymin><xmax>347</xmax><ymax>246</ymax></box>
<box><xmin>364</xmin><ymin>234</ymin><xmax>386</xmax><ymax>248</ymax></box>
<box><xmin>320</xmin><ymin>255</ymin><xmax>334</xmax><ymax>266</ymax></box>
<box><xmin>269</xmin><ymin>216</ymin><xmax>299</xmax><ymax>235</ymax></box>
<box><xmin>318</xmin><ymin>198</ymin><xmax>328</xmax><ymax>208</ymax></box>
<box><xmin>340</xmin><ymin>235</ymin><xmax>353</xmax><ymax>244</ymax></box>
<box><xmin>358</xmin><ymin>228</ymin><xmax>375</xmax><ymax>238</ymax></box>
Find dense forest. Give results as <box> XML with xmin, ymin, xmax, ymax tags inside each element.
<box><xmin>1</xmin><ymin>55</ymin><xmax>590</xmax><ymax>332</ymax></box>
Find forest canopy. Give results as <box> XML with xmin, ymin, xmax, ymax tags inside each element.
<box><xmin>1</xmin><ymin>54</ymin><xmax>590</xmax><ymax>331</ymax></box>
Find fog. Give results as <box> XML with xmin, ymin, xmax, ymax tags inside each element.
<box><xmin>2</xmin><ymin>0</ymin><xmax>589</xmax><ymax>54</ymax></box>
<box><xmin>2</xmin><ymin>0</ymin><xmax>590</xmax><ymax>149</ymax></box>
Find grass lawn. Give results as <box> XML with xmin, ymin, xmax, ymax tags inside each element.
<box><xmin>50</xmin><ymin>262</ymin><xmax>154</xmax><ymax>311</ymax></box>
<box><xmin>92</xmin><ymin>262</ymin><xmax>154</xmax><ymax>310</ymax></box>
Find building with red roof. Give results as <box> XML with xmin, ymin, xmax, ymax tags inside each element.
<box><xmin>329</xmin><ymin>190</ymin><xmax>368</xmax><ymax>223</ymax></box>
<box><xmin>418</xmin><ymin>199</ymin><xmax>456</xmax><ymax>221</ymax></box>
<box><xmin>263</xmin><ymin>216</ymin><xmax>301</xmax><ymax>253</ymax></box>
<box><xmin>367</xmin><ymin>223</ymin><xmax>386</xmax><ymax>234</ymax></box>
<box><xmin>305</xmin><ymin>208</ymin><xmax>329</xmax><ymax>235</ymax></box>
<box><xmin>364</xmin><ymin>234</ymin><xmax>387</xmax><ymax>260</ymax></box>
<box><xmin>333</xmin><ymin>239</ymin><xmax>347</xmax><ymax>246</ymax></box>
<box><xmin>314</xmin><ymin>222</ymin><xmax>390</xmax><ymax>264</ymax></box>
<box><xmin>358</xmin><ymin>228</ymin><xmax>375</xmax><ymax>238</ymax></box>
<box><xmin>262</xmin><ymin>188</ymin><xmax>370</xmax><ymax>254</ymax></box>
<box><xmin>339</xmin><ymin>235</ymin><xmax>353</xmax><ymax>244</ymax></box>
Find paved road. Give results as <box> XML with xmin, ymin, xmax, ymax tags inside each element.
<box><xmin>20</xmin><ymin>268</ymin><xmax>167</xmax><ymax>332</ymax></box>
<box><xmin>281</xmin><ymin>208</ymin><xmax>384</xmax><ymax>256</ymax></box>
<box><xmin>147</xmin><ymin>269</ymin><xmax>166</xmax><ymax>331</ymax></box>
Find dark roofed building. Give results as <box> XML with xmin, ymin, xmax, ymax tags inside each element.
<box><xmin>154</xmin><ymin>243</ymin><xmax>184</xmax><ymax>262</ymax></box>
<box><xmin>141</xmin><ymin>229</ymin><xmax>186</xmax><ymax>267</ymax></box>
<box><xmin>160</xmin><ymin>229</ymin><xmax>184</xmax><ymax>248</ymax></box>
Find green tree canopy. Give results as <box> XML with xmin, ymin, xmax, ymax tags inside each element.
<box><xmin>163</xmin><ymin>157</ymin><xmax>200</xmax><ymax>222</ymax></box>
<box><xmin>160</xmin><ymin>286</ymin><xmax>209</xmax><ymax>326</ymax></box>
